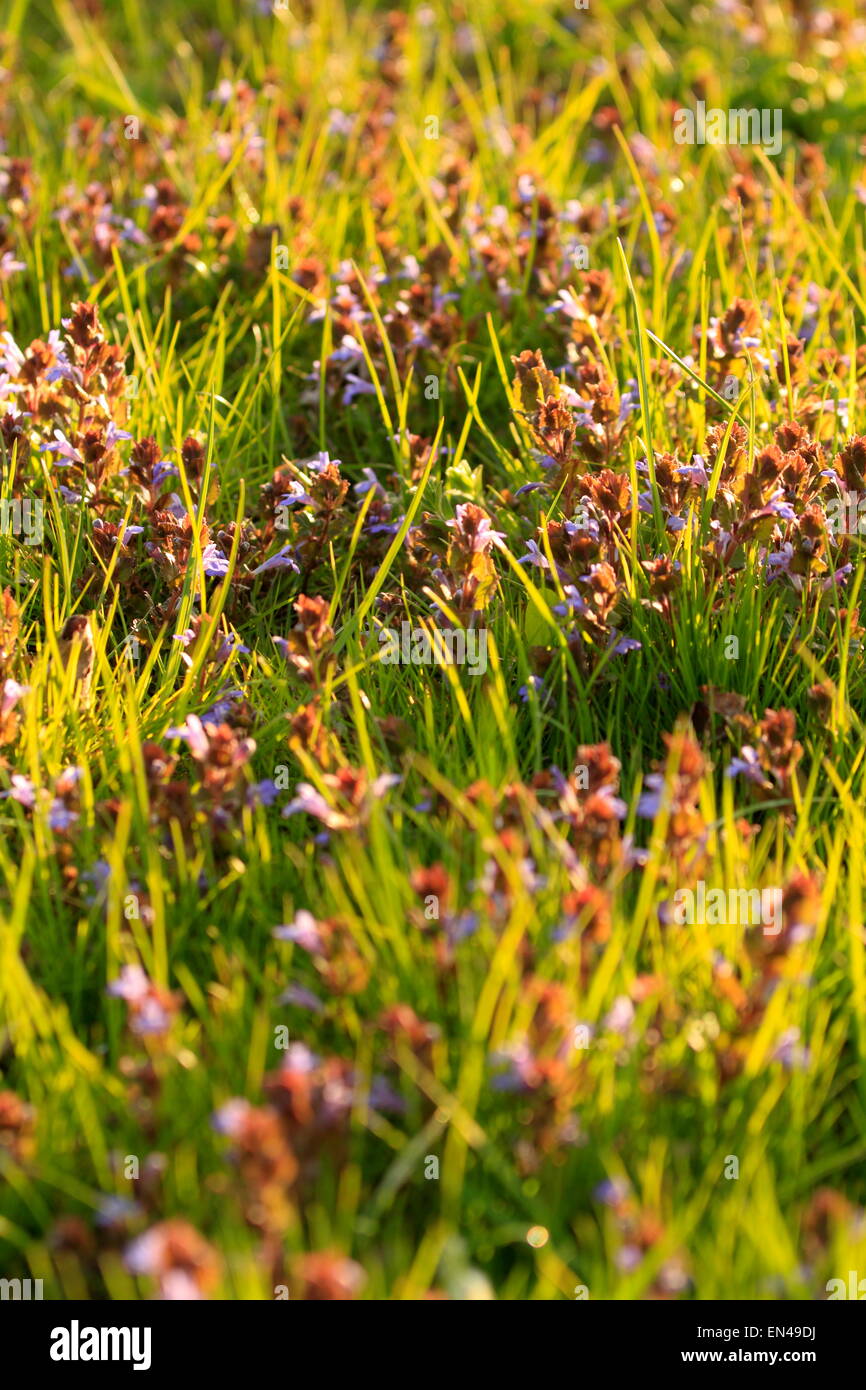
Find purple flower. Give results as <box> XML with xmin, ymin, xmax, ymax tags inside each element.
<box><xmin>125</xmin><ymin>1230</ymin><xmax>205</xmax><ymax>1299</ymax></box>
<box><xmin>327</xmin><ymin>108</ymin><xmax>355</xmax><ymax>138</ymax></box>
<box><xmin>81</xmin><ymin>858</ymin><xmax>112</xmax><ymax>907</ymax></box>
<box><xmin>771</xmin><ymin>1027</ymin><xmax>810</xmax><ymax>1070</ymax></box>
<box><xmin>677</xmin><ymin>457</ymin><xmax>709</xmax><ymax>487</ymax></box>
<box><xmin>637</xmin><ymin>772</ymin><xmax>665</xmax><ymax>819</ymax></box>
<box><xmin>372</xmin><ymin>773</ymin><xmax>401</xmax><ymax>797</ymax></box>
<box><xmin>489</xmin><ymin>1042</ymin><xmax>536</xmax><ymax>1093</ymax></box>
<box><xmin>274</xmin><ymin>1043</ymin><xmax>320</xmax><ymax>1077</ymax></box>
<box><xmin>342</xmin><ymin>374</ymin><xmax>377</xmax><ymax>405</ymax></box>
<box><xmin>276</xmin><ymin>983</ymin><xmax>326</xmax><ymax>1014</ymax></box>
<box><xmin>212</xmin><ymin>1098</ymin><xmax>252</xmax><ymax>1136</ymax></box>
<box><xmin>765</xmin><ymin>494</ymin><xmax>796</xmax><ymax>522</ymax></box>
<box><xmin>1</xmin><ymin>773</ymin><xmax>37</xmax><ymax>808</ymax></box>
<box><xmin>594</xmin><ymin>1177</ymin><xmax>631</xmax><ymax>1207</ymax></box>
<box><xmin>327</xmin><ymin>339</ymin><xmax>364</xmax><ymax>369</ymax></box>
<box><xmin>821</xmin><ymin>563</ymin><xmax>853</xmax><ymax>591</ymax></box>
<box><xmin>105</xmin><ymin>422</ymin><xmax>133</xmax><ymax>449</ymax></box>
<box><xmin>368</xmin><ymin>1076</ymin><xmax>406</xmax><ymax>1113</ymax></box>
<box><xmin>519</xmin><ymin>539</ymin><xmax>551</xmax><ymax>570</ymax></box>
<box><xmin>616</xmin><ymin>1244</ymin><xmax>643</xmax><ymax>1273</ymax></box>
<box><xmin>172</xmin><ymin>627</ymin><xmax>197</xmax><ymax>668</ymax></box>
<box><xmin>0</xmin><ymin>331</ymin><xmax>24</xmax><ymax>374</ymax></box>
<box><xmin>39</xmin><ymin>429</ymin><xmax>82</xmax><ymax>464</ymax></box>
<box><xmin>251</xmin><ymin>544</ymin><xmax>300</xmax><ymax>576</ymax></box>
<box><xmin>107</xmin><ymin>964</ymin><xmax>151</xmax><ymax>1004</ymax></box>
<box><xmin>765</xmin><ymin>543</ymin><xmax>793</xmax><ymax>580</ymax></box>
<box><xmin>449</xmin><ymin>503</ymin><xmax>505</xmax><ymax>553</ymax></box>
<box><xmin>277</xmin><ymin>481</ymin><xmax>314</xmax><ymax>508</ymax></box>
<box><xmin>603</xmin><ymin>996</ymin><xmax>635</xmax><ymax>1036</ymax></box>
<box><xmin>596</xmin><ymin>786</ymin><xmax>628</xmax><ymax>819</ymax></box>
<box><xmin>725</xmin><ymin>746</ymin><xmax>766</xmax><ymax>785</ymax></box>
<box><xmin>147</xmin><ymin>458</ymin><xmax>177</xmax><ymax>490</ymax></box>
<box><xmin>124</xmin><ymin>1230</ymin><xmax>158</xmax><ymax>1274</ymax></box>
<box><xmin>353</xmin><ymin>468</ymin><xmax>383</xmax><ymax>497</ymax></box>
<box><xmin>445</xmin><ymin>910</ymin><xmax>479</xmax><ymax>944</ymax></box>
<box><xmin>621</xmin><ymin>835</ymin><xmax>650</xmax><ymax>870</ymax></box>
<box><xmin>0</xmin><ymin>251</ymin><xmax>25</xmax><ymax>281</ymax></box>
<box><xmin>564</xmin><ymin>514</ymin><xmax>600</xmax><ymax>539</ymax></box>
<box><xmin>133</xmin><ymin>995</ymin><xmax>174</xmax><ymax>1036</ymax></box>
<box><xmin>1</xmin><ymin>677</ymin><xmax>29</xmax><ymax>715</ymax></box>
<box><xmin>201</xmin><ymin>544</ymin><xmax>230</xmax><ymax>577</ymax></box>
<box><xmin>518</xmin><ymin>675</ymin><xmax>545</xmax><ymax>701</ymax></box>
<box><xmin>282</xmin><ymin>782</ymin><xmax>333</xmax><ymax>822</ymax></box>
<box><xmin>48</xmin><ymin>799</ymin><xmax>78</xmax><ymax>831</ymax></box>
<box><xmin>214</xmin><ymin>632</ymin><xmax>249</xmax><ymax>665</ymax></box>
<box><xmin>273</xmin><ymin>910</ymin><xmax>323</xmax><ymax>952</ymax></box>
<box><xmin>617</xmin><ymin>386</ymin><xmax>640</xmax><ymax>425</ymax></box>
<box><xmin>166</xmin><ymin>714</ymin><xmax>210</xmax><ymax>759</ymax></box>
<box><xmin>96</xmin><ymin>1196</ymin><xmax>140</xmax><ymax>1228</ymax></box>
<box><xmin>45</xmin><ymin>359</ymin><xmax>81</xmax><ymax>386</ymax></box>
<box><xmin>554</xmin><ymin>586</ymin><xmax>589</xmax><ymax>619</ymax></box>
<box><xmin>247</xmin><ymin>778</ymin><xmax>279</xmax><ymax>807</ymax></box>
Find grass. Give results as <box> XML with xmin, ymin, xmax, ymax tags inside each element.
<box><xmin>0</xmin><ymin>0</ymin><xmax>865</xmax><ymax>1300</ymax></box>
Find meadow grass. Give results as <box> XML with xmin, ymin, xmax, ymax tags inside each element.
<box><xmin>0</xmin><ymin>0</ymin><xmax>865</xmax><ymax>1300</ymax></box>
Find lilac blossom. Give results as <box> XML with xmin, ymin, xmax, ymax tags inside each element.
<box><xmin>201</xmin><ymin>544</ymin><xmax>230</xmax><ymax>577</ymax></box>
<box><xmin>1</xmin><ymin>677</ymin><xmax>29</xmax><ymax>715</ymax></box>
<box><xmin>276</xmin><ymin>983</ymin><xmax>326</xmax><ymax>1014</ymax></box>
<box><xmin>166</xmin><ymin>714</ymin><xmax>210</xmax><ymax>759</ymax></box>
<box><xmin>48</xmin><ymin>799</ymin><xmax>78</xmax><ymax>831</ymax></box>
<box><xmin>273</xmin><ymin>911</ymin><xmax>324</xmax><ymax>953</ymax></box>
<box><xmin>251</xmin><ymin>544</ymin><xmax>299</xmax><ymax>576</ymax></box>
<box><xmin>1</xmin><ymin>773</ymin><xmax>37</xmax><ymax>809</ymax></box>
<box><xmin>39</xmin><ymin>429</ymin><xmax>82</xmax><ymax>464</ymax></box>
<box><xmin>725</xmin><ymin>746</ymin><xmax>767</xmax><ymax>786</ymax></box>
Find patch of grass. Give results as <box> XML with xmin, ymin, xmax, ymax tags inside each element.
<box><xmin>0</xmin><ymin>0</ymin><xmax>865</xmax><ymax>1301</ymax></box>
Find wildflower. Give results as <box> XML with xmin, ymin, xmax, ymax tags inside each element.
<box><xmin>273</xmin><ymin>911</ymin><xmax>323</xmax><ymax>952</ymax></box>
<box><xmin>254</xmin><ymin>544</ymin><xmax>298</xmax><ymax>577</ymax></box>
<box><xmin>594</xmin><ymin>1178</ymin><xmax>632</xmax><ymax>1209</ymax></box>
<box><xmin>96</xmin><ymin>1196</ymin><xmax>140</xmax><ymax>1230</ymax></box>
<box><xmin>247</xmin><ymin>778</ymin><xmax>279</xmax><ymax>807</ymax></box>
<box><xmin>603</xmin><ymin>996</ymin><xmax>635</xmax><ymax>1037</ymax></box>
<box><xmin>107</xmin><ymin>964</ymin><xmax>180</xmax><ymax>1038</ymax></box>
<box><xmin>637</xmin><ymin>728</ymin><xmax>707</xmax><ymax>868</ymax></box>
<box><xmin>166</xmin><ymin>713</ymin><xmax>210</xmax><ymax>759</ymax></box>
<box><xmin>277</xmin><ymin>983</ymin><xmax>326</xmax><ymax>1014</ymax></box>
<box><xmin>125</xmin><ymin>1221</ymin><xmax>219</xmax><ymax>1300</ymax></box>
<box><xmin>1</xmin><ymin>676</ymin><xmax>27</xmax><ymax>715</ymax></box>
<box><xmin>0</xmin><ymin>251</ymin><xmax>25</xmax><ymax>281</ymax></box>
<box><xmin>1</xmin><ymin>772</ymin><xmax>37</xmax><ymax>808</ymax></box>
<box><xmin>201</xmin><ymin>544</ymin><xmax>230</xmax><ymax>577</ymax></box>
<box><xmin>725</xmin><ymin>745</ymin><xmax>769</xmax><ymax>787</ymax></box>
<box><xmin>39</xmin><ymin>429</ymin><xmax>83</xmax><ymax>465</ymax></box>
<box><xmin>48</xmin><ymin>799</ymin><xmax>78</xmax><ymax>832</ymax></box>
<box><xmin>213</xmin><ymin>1098</ymin><xmax>298</xmax><ymax>1232</ymax></box>
<box><xmin>771</xmin><ymin>1027</ymin><xmax>810</xmax><ymax>1070</ymax></box>
<box><xmin>278</xmin><ymin>481</ymin><xmax>314</xmax><ymax>508</ymax></box>
<box><xmin>275</xmin><ymin>911</ymin><xmax>369</xmax><ymax>994</ymax></box>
